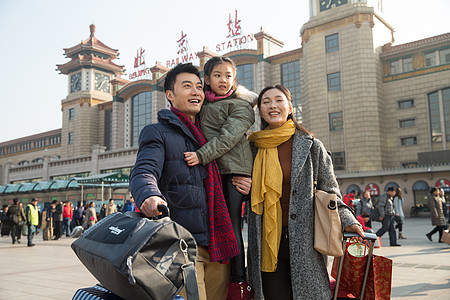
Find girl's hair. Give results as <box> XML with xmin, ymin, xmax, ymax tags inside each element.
<box><xmin>257</xmin><ymin>85</ymin><xmax>313</xmax><ymax>136</ymax></box>
<box><xmin>395</xmin><ymin>187</ymin><xmax>402</xmax><ymax>198</ymax></box>
<box><xmin>203</xmin><ymin>56</ymin><xmax>237</xmax><ymax>92</ymax></box>
<box><xmin>430</xmin><ymin>187</ymin><xmax>437</xmax><ymax>194</ymax></box>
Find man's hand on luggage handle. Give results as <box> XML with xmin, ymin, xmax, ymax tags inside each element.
<box><xmin>140</xmin><ymin>196</ymin><xmax>167</xmax><ymax>218</ymax></box>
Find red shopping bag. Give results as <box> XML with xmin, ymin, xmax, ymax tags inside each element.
<box><xmin>331</xmin><ymin>242</ymin><xmax>392</xmax><ymax>300</ymax></box>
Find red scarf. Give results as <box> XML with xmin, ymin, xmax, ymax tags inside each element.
<box><xmin>205</xmin><ymin>89</ymin><xmax>234</xmax><ymax>103</ymax></box>
<box><xmin>170</xmin><ymin>107</ymin><xmax>239</xmax><ymax>263</ymax></box>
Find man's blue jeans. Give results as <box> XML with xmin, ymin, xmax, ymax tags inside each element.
<box><xmin>27</xmin><ymin>225</ymin><xmax>34</xmax><ymax>246</ymax></box>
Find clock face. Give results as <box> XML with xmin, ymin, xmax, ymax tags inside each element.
<box><xmin>70</xmin><ymin>73</ymin><xmax>81</xmax><ymax>93</ymax></box>
<box><xmin>320</xmin><ymin>0</ymin><xmax>348</xmax><ymax>11</ymax></box>
<box><xmin>94</xmin><ymin>72</ymin><xmax>110</xmax><ymax>93</ymax></box>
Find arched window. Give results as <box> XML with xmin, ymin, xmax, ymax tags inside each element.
<box><xmin>412</xmin><ymin>180</ymin><xmax>429</xmax><ymax>209</ymax></box>
<box><xmin>384</xmin><ymin>182</ymin><xmax>399</xmax><ymax>191</ymax></box>
<box><xmin>346</xmin><ymin>184</ymin><xmax>360</xmax><ymax>195</ymax></box>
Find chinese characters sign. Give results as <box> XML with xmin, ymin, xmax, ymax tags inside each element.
<box><xmin>129</xmin><ymin>47</ymin><xmax>151</xmax><ymax>80</ymax></box>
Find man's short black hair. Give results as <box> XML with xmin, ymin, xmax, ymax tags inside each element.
<box><xmin>386</xmin><ymin>187</ymin><xmax>395</xmax><ymax>192</ymax></box>
<box><xmin>163</xmin><ymin>63</ymin><xmax>201</xmax><ymax>93</ymax></box>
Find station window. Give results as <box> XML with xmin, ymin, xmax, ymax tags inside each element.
<box><xmin>390</xmin><ymin>60</ymin><xmax>401</xmax><ymax>74</ymax></box>
<box><xmin>68</xmin><ymin>132</ymin><xmax>74</xmax><ymax>144</ymax></box>
<box><xmin>327</xmin><ymin>72</ymin><xmax>341</xmax><ymax>91</ymax></box>
<box><xmin>236</xmin><ymin>64</ymin><xmax>254</xmax><ymax>91</ymax></box>
<box><xmin>400</xmin><ymin>137</ymin><xmax>417</xmax><ymax>146</ymax></box>
<box><xmin>132</xmin><ymin>91</ymin><xmax>152</xmax><ymax>147</ymax></box>
<box><xmin>425</xmin><ymin>52</ymin><xmax>436</xmax><ymax>67</ymax></box>
<box><xmin>402</xmin><ymin>57</ymin><xmax>413</xmax><ymax>72</ymax></box>
<box><xmin>281</xmin><ymin>60</ymin><xmax>301</xmax><ymax>122</ymax></box>
<box><xmin>331</xmin><ymin>152</ymin><xmax>345</xmax><ymax>171</ymax></box>
<box><xmin>398</xmin><ymin>99</ymin><xmax>414</xmax><ymax>109</ymax></box>
<box><xmin>329</xmin><ymin>112</ymin><xmax>343</xmax><ymax>131</ymax></box>
<box><xmin>440</xmin><ymin>48</ymin><xmax>450</xmax><ymax>64</ymax></box>
<box><xmin>69</xmin><ymin>108</ymin><xmax>75</xmax><ymax>120</ymax></box>
<box><xmin>325</xmin><ymin>33</ymin><xmax>339</xmax><ymax>53</ymax></box>
<box><xmin>399</xmin><ymin>119</ymin><xmax>415</xmax><ymax>128</ymax></box>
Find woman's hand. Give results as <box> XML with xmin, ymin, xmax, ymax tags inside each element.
<box><xmin>184</xmin><ymin>152</ymin><xmax>199</xmax><ymax>166</ymax></box>
<box><xmin>232</xmin><ymin>176</ymin><xmax>252</xmax><ymax>195</ymax></box>
<box><xmin>345</xmin><ymin>223</ymin><xmax>365</xmax><ymax>242</ymax></box>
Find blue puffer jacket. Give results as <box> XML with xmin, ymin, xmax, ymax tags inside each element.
<box><xmin>129</xmin><ymin>109</ymin><xmax>209</xmax><ymax>246</ymax></box>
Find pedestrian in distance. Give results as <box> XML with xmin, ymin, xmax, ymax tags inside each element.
<box><xmin>393</xmin><ymin>187</ymin><xmax>406</xmax><ymax>239</ymax></box>
<box><xmin>122</xmin><ymin>197</ymin><xmax>136</xmax><ymax>213</ymax></box>
<box><xmin>105</xmin><ymin>199</ymin><xmax>117</xmax><ymax>216</ymax></box>
<box><xmin>26</xmin><ymin>198</ymin><xmax>40</xmax><ymax>247</ymax></box>
<box><xmin>375</xmin><ymin>187</ymin><xmax>401</xmax><ymax>246</ymax></box>
<box><xmin>355</xmin><ymin>189</ymin><xmax>374</xmax><ymax>229</ymax></box>
<box><xmin>130</xmin><ymin>63</ymin><xmax>251</xmax><ymax>300</ymax></box>
<box><xmin>53</xmin><ymin>200</ymin><xmax>63</xmax><ymax>240</ymax></box>
<box><xmin>84</xmin><ymin>202</ymin><xmax>97</xmax><ymax>229</ymax></box>
<box><xmin>73</xmin><ymin>201</ymin><xmax>85</xmax><ymax>227</ymax></box>
<box><xmin>247</xmin><ymin>85</ymin><xmax>363</xmax><ymax>300</ymax></box>
<box><xmin>6</xmin><ymin>198</ymin><xmax>26</xmax><ymax>244</ymax></box>
<box><xmin>99</xmin><ymin>204</ymin><xmax>107</xmax><ymax>219</ymax></box>
<box><xmin>426</xmin><ymin>187</ymin><xmax>446</xmax><ymax>242</ymax></box>
<box><xmin>183</xmin><ymin>56</ymin><xmax>257</xmax><ymax>299</ymax></box>
<box><xmin>63</xmin><ymin>201</ymin><xmax>73</xmax><ymax>237</ymax></box>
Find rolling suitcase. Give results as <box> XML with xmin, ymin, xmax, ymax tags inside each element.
<box><xmin>331</xmin><ymin>232</ymin><xmax>378</xmax><ymax>300</ymax></box>
<box><xmin>1</xmin><ymin>224</ymin><xmax>10</xmax><ymax>236</ymax></box>
<box><xmin>72</xmin><ymin>284</ymin><xmax>186</xmax><ymax>300</ymax></box>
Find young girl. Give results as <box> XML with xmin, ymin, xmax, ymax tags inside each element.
<box><xmin>184</xmin><ymin>56</ymin><xmax>256</xmax><ymax>299</ymax></box>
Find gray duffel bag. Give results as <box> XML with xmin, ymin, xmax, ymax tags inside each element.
<box><xmin>71</xmin><ymin>206</ymin><xmax>198</xmax><ymax>300</ymax></box>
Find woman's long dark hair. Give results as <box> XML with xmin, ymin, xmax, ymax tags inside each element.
<box><xmin>257</xmin><ymin>85</ymin><xmax>314</xmax><ymax>136</ymax></box>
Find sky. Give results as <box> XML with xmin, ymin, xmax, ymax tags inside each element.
<box><xmin>0</xmin><ymin>0</ymin><xmax>449</xmax><ymax>143</ymax></box>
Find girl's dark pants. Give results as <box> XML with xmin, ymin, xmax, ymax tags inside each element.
<box><xmin>222</xmin><ymin>174</ymin><xmax>246</xmax><ymax>282</ymax></box>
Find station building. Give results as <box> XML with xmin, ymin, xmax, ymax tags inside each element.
<box><xmin>1</xmin><ymin>0</ymin><xmax>449</xmax><ymax>215</ymax></box>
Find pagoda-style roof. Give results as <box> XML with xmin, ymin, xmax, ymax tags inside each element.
<box><xmin>64</xmin><ymin>24</ymin><xmax>119</xmax><ymax>59</ymax></box>
<box><xmin>56</xmin><ymin>24</ymin><xmax>125</xmax><ymax>75</ymax></box>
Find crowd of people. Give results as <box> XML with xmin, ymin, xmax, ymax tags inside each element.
<box><xmin>0</xmin><ymin>197</ymin><xmax>138</xmax><ymax>247</ymax></box>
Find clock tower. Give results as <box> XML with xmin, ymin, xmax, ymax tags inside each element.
<box><xmin>301</xmin><ymin>0</ymin><xmax>393</xmax><ymax>172</ymax></box>
<box><xmin>57</xmin><ymin>24</ymin><xmax>125</xmax><ymax>158</ymax></box>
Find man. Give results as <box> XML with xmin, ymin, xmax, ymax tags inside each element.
<box><xmin>375</xmin><ymin>187</ymin><xmax>401</xmax><ymax>246</ymax></box>
<box><xmin>130</xmin><ymin>63</ymin><xmax>250</xmax><ymax>300</ymax></box>
<box><xmin>343</xmin><ymin>189</ymin><xmax>358</xmax><ymax>208</ymax></box>
<box><xmin>26</xmin><ymin>198</ymin><xmax>39</xmax><ymax>247</ymax></box>
<box><xmin>53</xmin><ymin>200</ymin><xmax>63</xmax><ymax>240</ymax></box>
<box><xmin>106</xmin><ymin>199</ymin><xmax>117</xmax><ymax>216</ymax></box>
<box><xmin>7</xmin><ymin>198</ymin><xmax>26</xmax><ymax>244</ymax></box>
<box><xmin>122</xmin><ymin>197</ymin><xmax>136</xmax><ymax>213</ymax></box>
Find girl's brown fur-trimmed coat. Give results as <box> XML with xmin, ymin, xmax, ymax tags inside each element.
<box><xmin>247</xmin><ymin>131</ymin><xmax>358</xmax><ymax>300</ymax></box>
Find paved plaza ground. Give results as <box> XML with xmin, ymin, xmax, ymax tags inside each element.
<box><xmin>0</xmin><ymin>217</ymin><xmax>449</xmax><ymax>299</ymax></box>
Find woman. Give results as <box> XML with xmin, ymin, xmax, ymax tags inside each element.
<box><xmin>355</xmin><ymin>190</ymin><xmax>374</xmax><ymax>229</ymax></box>
<box><xmin>426</xmin><ymin>187</ymin><xmax>446</xmax><ymax>242</ymax></box>
<box><xmin>84</xmin><ymin>202</ymin><xmax>97</xmax><ymax>229</ymax></box>
<box><xmin>393</xmin><ymin>188</ymin><xmax>406</xmax><ymax>239</ymax></box>
<box><xmin>247</xmin><ymin>85</ymin><xmax>363</xmax><ymax>300</ymax></box>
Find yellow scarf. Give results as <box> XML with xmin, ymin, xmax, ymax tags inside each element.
<box><xmin>248</xmin><ymin>120</ymin><xmax>296</xmax><ymax>272</ymax></box>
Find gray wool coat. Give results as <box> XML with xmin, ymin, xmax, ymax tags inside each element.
<box><xmin>247</xmin><ymin>131</ymin><xmax>358</xmax><ymax>300</ymax></box>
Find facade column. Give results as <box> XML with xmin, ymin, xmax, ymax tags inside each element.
<box><xmin>91</xmin><ymin>145</ymin><xmax>106</xmax><ymax>175</ymax></box>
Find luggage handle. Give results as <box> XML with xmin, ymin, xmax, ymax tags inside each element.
<box><xmin>157</xmin><ymin>204</ymin><xmax>170</xmax><ymax>218</ymax></box>
<box><xmin>333</xmin><ymin>231</ymin><xmax>377</xmax><ymax>300</ymax></box>
<box><xmin>124</xmin><ymin>205</ymin><xmax>170</xmax><ymax>220</ymax></box>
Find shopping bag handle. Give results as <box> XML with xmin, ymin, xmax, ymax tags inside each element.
<box><xmin>343</xmin><ymin>231</ymin><xmax>377</xmax><ymax>241</ymax></box>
